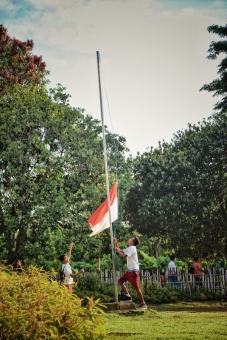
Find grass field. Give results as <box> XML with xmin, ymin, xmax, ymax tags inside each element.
<box><xmin>104</xmin><ymin>302</ymin><xmax>227</xmax><ymax>339</ymax></box>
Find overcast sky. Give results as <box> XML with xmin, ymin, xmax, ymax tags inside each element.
<box><xmin>1</xmin><ymin>0</ymin><xmax>227</xmax><ymax>156</ymax></box>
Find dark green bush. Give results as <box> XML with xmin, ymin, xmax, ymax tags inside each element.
<box><xmin>75</xmin><ymin>273</ymin><xmax>115</xmax><ymax>302</ymax></box>
<box><xmin>75</xmin><ymin>274</ymin><xmax>180</xmax><ymax>304</ymax></box>
<box><xmin>185</xmin><ymin>287</ymin><xmax>225</xmax><ymax>301</ymax></box>
<box><xmin>74</xmin><ymin>272</ymin><xmax>226</xmax><ymax>305</ymax></box>
<box><xmin>141</xmin><ymin>281</ymin><xmax>178</xmax><ymax>303</ymax></box>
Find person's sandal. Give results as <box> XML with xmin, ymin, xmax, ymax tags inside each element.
<box><xmin>138</xmin><ymin>303</ymin><xmax>147</xmax><ymax>309</ymax></box>
<box><xmin>119</xmin><ymin>295</ymin><xmax>132</xmax><ymax>302</ymax></box>
<box><xmin>125</xmin><ymin>296</ymin><xmax>132</xmax><ymax>301</ymax></box>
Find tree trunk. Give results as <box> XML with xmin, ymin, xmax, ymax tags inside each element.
<box><xmin>153</xmin><ymin>238</ymin><xmax>162</xmax><ymax>259</ymax></box>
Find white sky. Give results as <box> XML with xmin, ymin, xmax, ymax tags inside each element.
<box><xmin>1</xmin><ymin>0</ymin><xmax>227</xmax><ymax>156</ymax></box>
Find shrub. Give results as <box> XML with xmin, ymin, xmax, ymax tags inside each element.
<box><xmin>75</xmin><ymin>273</ymin><xmax>115</xmax><ymax>302</ymax></box>
<box><xmin>186</xmin><ymin>287</ymin><xmax>225</xmax><ymax>301</ymax></box>
<box><xmin>0</xmin><ymin>264</ymin><xmax>106</xmax><ymax>339</ymax></box>
<box><xmin>71</xmin><ymin>272</ymin><xmax>226</xmax><ymax>305</ymax></box>
<box><xmin>113</xmin><ymin>280</ymin><xmax>179</xmax><ymax>304</ymax></box>
<box><xmin>141</xmin><ymin>281</ymin><xmax>178</xmax><ymax>303</ymax></box>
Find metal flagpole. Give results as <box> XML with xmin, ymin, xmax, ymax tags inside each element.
<box><xmin>96</xmin><ymin>51</ymin><xmax>118</xmax><ymax>303</ymax></box>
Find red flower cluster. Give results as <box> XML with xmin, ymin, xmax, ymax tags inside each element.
<box><xmin>0</xmin><ymin>24</ymin><xmax>47</xmax><ymax>93</ymax></box>
<box><xmin>0</xmin><ymin>24</ymin><xmax>7</xmax><ymax>41</ymax></box>
<box><xmin>0</xmin><ymin>70</ymin><xmax>19</xmax><ymax>83</ymax></box>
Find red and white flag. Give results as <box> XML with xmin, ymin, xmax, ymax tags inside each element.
<box><xmin>88</xmin><ymin>182</ymin><xmax>118</xmax><ymax>237</ymax></box>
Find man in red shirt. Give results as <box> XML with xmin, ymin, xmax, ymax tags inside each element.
<box><xmin>193</xmin><ymin>256</ymin><xmax>204</xmax><ymax>287</ymax></box>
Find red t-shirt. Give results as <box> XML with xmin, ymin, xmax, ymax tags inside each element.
<box><xmin>194</xmin><ymin>262</ymin><xmax>202</xmax><ymax>278</ymax></box>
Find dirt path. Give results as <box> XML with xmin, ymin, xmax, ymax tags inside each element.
<box><xmin>150</xmin><ymin>301</ymin><xmax>227</xmax><ymax>312</ymax></box>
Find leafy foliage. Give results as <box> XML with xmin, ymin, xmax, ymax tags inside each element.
<box><xmin>0</xmin><ymin>264</ymin><xmax>106</xmax><ymax>339</ymax></box>
<box><xmin>75</xmin><ymin>272</ymin><xmax>115</xmax><ymax>302</ymax></box>
<box><xmin>142</xmin><ymin>281</ymin><xmax>178</xmax><ymax>303</ymax></box>
<box><xmin>0</xmin><ymin>26</ymin><xmax>133</xmax><ymax>269</ymax></box>
<box><xmin>125</xmin><ymin>113</ymin><xmax>227</xmax><ymax>260</ymax></box>
<box><xmin>200</xmin><ymin>24</ymin><xmax>227</xmax><ymax>113</ymax></box>
<box><xmin>0</xmin><ymin>24</ymin><xmax>46</xmax><ymax>94</ymax></box>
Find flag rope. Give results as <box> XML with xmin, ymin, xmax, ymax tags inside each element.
<box><xmin>100</xmin><ymin>58</ymin><xmax>119</xmax><ymax>238</ymax></box>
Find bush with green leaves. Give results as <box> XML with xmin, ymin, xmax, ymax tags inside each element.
<box><xmin>74</xmin><ymin>271</ymin><xmax>226</xmax><ymax>305</ymax></box>
<box><xmin>141</xmin><ymin>281</ymin><xmax>178</xmax><ymax>303</ymax></box>
<box><xmin>184</xmin><ymin>287</ymin><xmax>225</xmax><ymax>302</ymax></box>
<box><xmin>75</xmin><ymin>273</ymin><xmax>115</xmax><ymax>302</ymax></box>
<box><xmin>80</xmin><ymin>274</ymin><xmax>179</xmax><ymax>304</ymax></box>
<box><xmin>0</xmin><ymin>265</ymin><xmax>106</xmax><ymax>339</ymax></box>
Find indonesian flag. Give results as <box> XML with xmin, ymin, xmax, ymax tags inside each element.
<box><xmin>88</xmin><ymin>182</ymin><xmax>118</xmax><ymax>237</ymax></box>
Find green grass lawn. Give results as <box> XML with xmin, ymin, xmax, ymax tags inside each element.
<box><xmin>104</xmin><ymin>303</ymin><xmax>227</xmax><ymax>339</ymax></box>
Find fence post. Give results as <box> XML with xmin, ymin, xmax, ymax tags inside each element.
<box><xmin>185</xmin><ymin>270</ymin><xmax>191</xmax><ymax>296</ymax></box>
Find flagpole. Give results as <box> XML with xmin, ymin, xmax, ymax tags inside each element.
<box><xmin>96</xmin><ymin>51</ymin><xmax>118</xmax><ymax>303</ymax></box>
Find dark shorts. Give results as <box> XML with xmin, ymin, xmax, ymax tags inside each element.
<box><xmin>168</xmin><ymin>275</ymin><xmax>178</xmax><ymax>283</ymax></box>
<box><xmin>118</xmin><ymin>271</ymin><xmax>140</xmax><ymax>291</ymax></box>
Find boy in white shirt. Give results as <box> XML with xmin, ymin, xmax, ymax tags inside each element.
<box><xmin>59</xmin><ymin>242</ymin><xmax>84</xmax><ymax>293</ymax></box>
<box><xmin>168</xmin><ymin>255</ymin><xmax>178</xmax><ymax>286</ymax></box>
<box><xmin>114</xmin><ymin>236</ymin><xmax>147</xmax><ymax>309</ymax></box>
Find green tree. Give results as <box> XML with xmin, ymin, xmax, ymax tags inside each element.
<box><xmin>200</xmin><ymin>24</ymin><xmax>227</xmax><ymax>113</ymax></box>
<box><xmin>0</xmin><ymin>26</ymin><xmax>132</xmax><ymax>269</ymax></box>
<box><xmin>0</xmin><ymin>82</ymin><xmax>130</xmax><ymax>267</ymax></box>
<box><xmin>124</xmin><ymin>114</ymin><xmax>227</xmax><ymax>261</ymax></box>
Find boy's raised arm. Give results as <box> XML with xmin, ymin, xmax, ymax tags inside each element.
<box><xmin>113</xmin><ymin>238</ymin><xmax>118</xmax><ymax>247</ymax></box>
<box><xmin>67</xmin><ymin>242</ymin><xmax>74</xmax><ymax>261</ymax></box>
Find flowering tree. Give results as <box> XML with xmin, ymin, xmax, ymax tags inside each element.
<box><xmin>0</xmin><ymin>24</ymin><xmax>46</xmax><ymax>93</ymax></box>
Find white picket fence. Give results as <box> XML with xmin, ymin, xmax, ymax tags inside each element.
<box><xmin>98</xmin><ymin>268</ymin><xmax>227</xmax><ymax>294</ymax></box>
